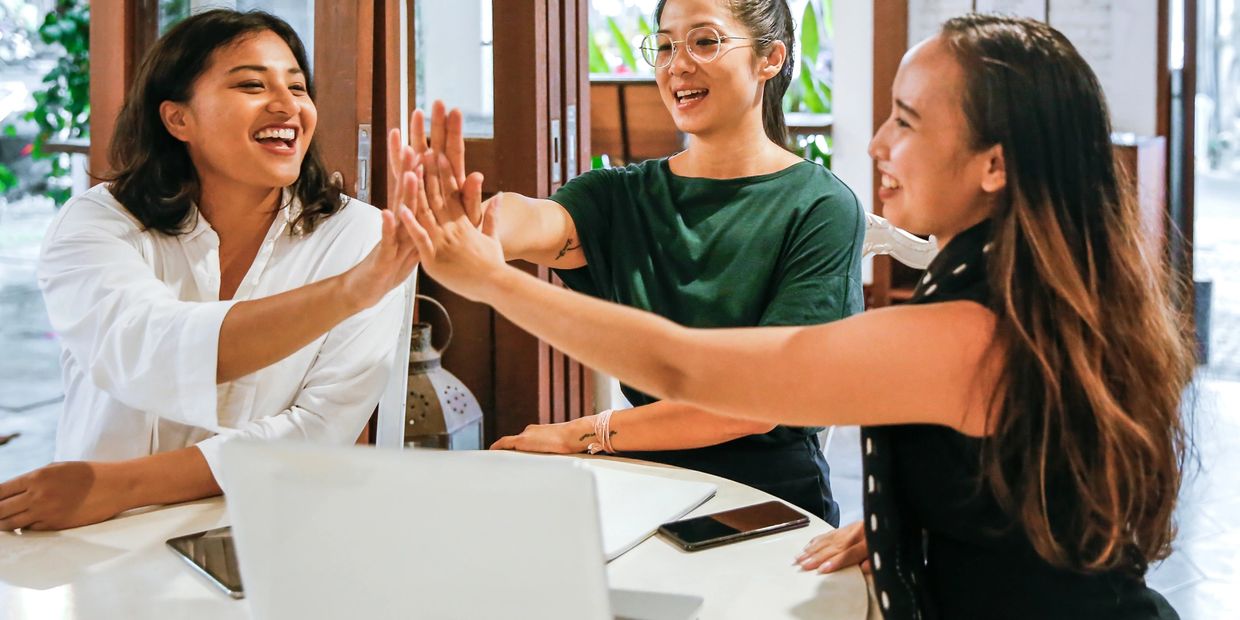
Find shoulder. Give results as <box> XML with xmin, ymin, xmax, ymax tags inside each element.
<box><xmin>306</xmin><ymin>196</ymin><xmax>383</xmax><ymax>245</ymax></box>
<box><xmin>46</xmin><ymin>184</ymin><xmax>147</xmax><ymax>240</ymax></box>
<box><xmin>794</xmin><ymin>163</ymin><xmax>863</xmax><ymax>215</ymax></box>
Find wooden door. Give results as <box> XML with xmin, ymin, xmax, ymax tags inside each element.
<box><xmin>412</xmin><ymin>0</ymin><xmax>594</xmax><ymax>443</ymax></box>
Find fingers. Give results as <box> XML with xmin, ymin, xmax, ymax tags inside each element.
<box><xmin>795</xmin><ymin>527</ymin><xmax>868</xmax><ymax>573</ymax></box>
<box><xmin>490</xmin><ymin>435</ymin><xmax>517</xmax><ymax>450</ymax></box>
<box><xmin>424</xmin><ymin>149</ymin><xmax>445</xmax><ymax>218</ymax></box>
<box><xmin>446</xmin><ymin>107</ymin><xmax>466</xmax><ymax>185</ymax></box>
<box><xmin>0</xmin><ymin>490</ymin><xmax>30</xmax><ymax>521</ymax></box>
<box><xmin>430</xmin><ymin>101</ymin><xmax>447</xmax><ymax>155</ymax></box>
<box><xmin>0</xmin><ymin>476</ymin><xmax>24</xmax><ymax>501</ymax></box>
<box><xmin>378</xmin><ymin>210</ymin><xmax>399</xmax><ymax>261</ymax></box>
<box><xmin>0</xmin><ymin>509</ymin><xmax>34</xmax><ymax>531</ymax></box>
<box><xmin>465</xmin><ymin>172</ymin><xmax>485</xmax><ymax>227</ymax></box>
<box><xmin>387</xmin><ymin>128</ymin><xmax>403</xmax><ymax>185</ymax></box>
<box><xmin>480</xmin><ymin>189</ymin><xmax>499</xmax><ymax>239</ymax></box>
<box><xmin>410</xmin><ymin>108</ymin><xmax>427</xmax><ymax>152</ymax></box>
<box><xmin>436</xmin><ymin>152</ymin><xmax>466</xmax><ymax>221</ymax></box>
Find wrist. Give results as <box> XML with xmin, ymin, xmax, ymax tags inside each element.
<box><xmin>331</xmin><ymin>271</ymin><xmax>369</xmax><ymax>315</ymax></box>
<box><xmin>567</xmin><ymin>416</ymin><xmax>596</xmax><ymax>451</ymax></box>
<box><xmin>98</xmin><ymin>460</ymin><xmax>143</xmax><ymax>513</ymax></box>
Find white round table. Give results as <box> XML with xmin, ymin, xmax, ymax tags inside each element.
<box><xmin>0</xmin><ymin>454</ymin><xmax>873</xmax><ymax>619</ymax></box>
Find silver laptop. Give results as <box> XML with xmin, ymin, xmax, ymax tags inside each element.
<box><xmin>219</xmin><ymin>442</ymin><xmax>703</xmax><ymax>620</ymax></box>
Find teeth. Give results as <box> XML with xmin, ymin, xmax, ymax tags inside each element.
<box><xmin>254</xmin><ymin>127</ymin><xmax>296</xmax><ymax>141</ymax></box>
<box><xmin>881</xmin><ymin>174</ymin><xmax>902</xmax><ymax>190</ymax></box>
<box><xmin>675</xmin><ymin>89</ymin><xmax>707</xmax><ymax>99</ymax></box>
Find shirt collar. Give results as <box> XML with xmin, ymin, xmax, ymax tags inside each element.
<box><xmin>182</xmin><ymin>188</ymin><xmax>298</xmax><ymax>242</ymax></box>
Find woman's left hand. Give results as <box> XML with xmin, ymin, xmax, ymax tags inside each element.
<box><xmin>490</xmin><ymin>417</ymin><xmax>593</xmax><ymax>453</ymax></box>
<box><xmin>399</xmin><ymin>149</ymin><xmax>508</xmax><ymax>303</ymax></box>
<box><xmin>0</xmin><ymin>462</ymin><xmax>128</xmax><ymax>531</ymax></box>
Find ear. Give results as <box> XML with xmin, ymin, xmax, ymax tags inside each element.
<box><xmin>759</xmin><ymin>40</ymin><xmax>788</xmax><ymax>81</ymax></box>
<box><xmin>979</xmin><ymin>143</ymin><xmax>1006</xmax><ymax>193</ymax></box>
<box><xmin>159</xmin><ymin>101</ymin><xmax>193</xmax><ymax>143</ymax></box>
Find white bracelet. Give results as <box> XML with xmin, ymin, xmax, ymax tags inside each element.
<box><xmin>586</xmin><ymin>409</ymin><xmax>616</xmax><ymax>454</ymax></box>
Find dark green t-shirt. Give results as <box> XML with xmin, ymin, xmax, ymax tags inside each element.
<box><xmin>551</xmin><ymin>157</ymin><xmax>865</xmax><ymax>445</ymax></box>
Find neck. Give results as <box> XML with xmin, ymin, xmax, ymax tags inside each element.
<box><xmin>674</xmin><ymin>111</ymin><xmax>796</xmax><ymax>178</ymax></box>
<box><xmin>196</xmin><ymin>173</ymin><xmax>283</xmax><ymax>238</ymax></box>
<box><xmin>934</xmin><ymin>211</ymin><xmax>993</xmax><ymax>250</ymax></box>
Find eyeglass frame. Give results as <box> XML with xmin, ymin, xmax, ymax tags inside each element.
<box><xmin>638</xmin><ymin>26</ymin><xmax>773</xmax><ymax>69</ymax></box>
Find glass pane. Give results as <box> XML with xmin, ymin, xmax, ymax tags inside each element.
<box><xmin>158</xmin><ymin>1</ymin><xmax>315</xmax><ymax>72</ymax></box>
<box><xmin>415</xmin><ymin>0</ymin><xmax>494</xmax><ymax>139</ymax></box>
<box><xmin>158</xmin><ymin>0</ymin><xmax>190</xmax><ymax>34</ymax></box>
<box><xmin>237</xmin><ymin>0</ymin><xmax>315</xmax><ymax>72</ymax></box>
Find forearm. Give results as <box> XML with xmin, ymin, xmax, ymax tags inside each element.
<box><xmin>606</xmin><ymin>401</ymin><xmax>776</xmax><ymax>451</ymax></box>
<box><xmin>485</xmin><ymin>267</ymin><xmax>694</xmax><ymax>405</ymax></box>
<box><xmin>490</xmin><ymin>193</ymin><xmax>585</xmax><ymax>268</ymax></box>
<box><xmin>107</xmin><ymin>446</ymin><xmax>221</xmax><ymax>512</ymax></box>
<box><xmin>217</xmin><ymin>274</ymin><xmax>361</xmax><ymax>383</ymax></box>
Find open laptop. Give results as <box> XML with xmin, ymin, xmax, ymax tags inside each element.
<box><xmin>217</xmin><ymin>441</ymin><xmax>704</xmax><ymax>620</ymax></box>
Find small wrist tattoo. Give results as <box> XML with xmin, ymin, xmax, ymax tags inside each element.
<box><xmin>556</xmin><ymin>238</ymin><xmax>581</xmax><ymax>260</ymax></box>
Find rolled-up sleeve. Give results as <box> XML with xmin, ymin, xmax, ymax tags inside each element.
<box><xmin>196</xmin><ymin>282</ymin><xmax>405</xmax><ymax>484</ymax></box>
<box><xmin>38</xmin><ymin>197</ymin><xmax>235</xmax><ymax>429</ymax></box>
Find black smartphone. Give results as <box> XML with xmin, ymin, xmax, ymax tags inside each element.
<box><xmin>657</xmin><ymin>500</ymin><xmax>810</xmax><ymax>552</ymax></box>
<box><xmin>166</xmin><ymin>526</ymin><xmax>245</xmax><ymax>599</ymax></box>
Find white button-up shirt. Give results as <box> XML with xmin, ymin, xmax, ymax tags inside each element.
<box><xmin>38</xmin><ymin>184</ymin><xmax>404</xmax><ymax>481</ymax></box>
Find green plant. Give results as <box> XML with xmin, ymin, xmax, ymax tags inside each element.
<box><xmin>10</xmin><ymin>0</ymin><xmax>90</xmax><ymax>204</ymax></box>
<box><xmin>589</xmin><ymin>12</ymin><xmax>652</xmax><ymax>75</ymax></box>
<box><xmin>786</xmin><ymin>0</ymin><xmax>832</xmax><ymax>115</ymax></box>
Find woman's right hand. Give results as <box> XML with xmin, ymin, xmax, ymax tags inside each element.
<box><xmin>796</xmin><ymin>520</ymin><xmax>871</xmax><ymax>574</ymax></box>
<box><xmin>338</xmin><ymin>203</ymin><xmax>420</xmax><ymax>312</ymax></box>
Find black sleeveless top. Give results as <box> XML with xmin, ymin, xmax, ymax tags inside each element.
<box><xmin>860</xmin><ymin>221</ymin><xmax>1178</xmax><ymax>619</ymax></box>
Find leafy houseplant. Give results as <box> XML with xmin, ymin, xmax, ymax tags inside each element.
<box><xmin>3</xmin><ymin>0</ymin><xmax>90</xmax><ymax>204</ymax></box>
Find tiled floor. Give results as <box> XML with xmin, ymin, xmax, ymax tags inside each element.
<box><xmin>1</xmin><ymin>170</ymin><xmax>1238</xmax><ymax>617</ymax></box>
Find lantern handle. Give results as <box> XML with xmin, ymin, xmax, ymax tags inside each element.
<box><xmin>415</xmin><ymin>294</ymin><xmax>453</xmax><ymax>354</ymax></box>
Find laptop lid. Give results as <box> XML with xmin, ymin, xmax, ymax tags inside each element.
<box><xmin>220</xmin><ymin>442</ymin><xmax>613</xmax><ymax>620</ymax></box>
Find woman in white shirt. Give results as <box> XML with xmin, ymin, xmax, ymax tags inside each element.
<box><xmin>0</xmin><ymin>10</ymin><xmax>420</xmax><ymax>531</ymax></box>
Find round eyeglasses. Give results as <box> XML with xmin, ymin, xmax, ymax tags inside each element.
<box><xmin>639</xmin><ymin>26</ymin><xmax>770</xmax><ymax>69</ymax></box>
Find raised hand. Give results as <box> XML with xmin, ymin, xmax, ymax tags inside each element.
<box><xmin>337</xmin><ymin>192</ymin><xmax>420</xmax><ymax>312</ymax></box>
<box><xmin>401</xmin><ymin>150</ymin><xmax>504</xmax><ymax>303</ymax></box>
<box><xmin>388</xmin><ymin>100</ymin><xmax>480</xmax><ymax>226</ymax></box>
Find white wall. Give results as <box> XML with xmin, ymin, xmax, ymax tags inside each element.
<box><xmin>832</xmin><ymin>1</ymin><xmax>876</xmax><ymax>283</ymax></box>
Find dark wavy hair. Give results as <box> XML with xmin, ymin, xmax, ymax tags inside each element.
<box><xmin>941</xmin><ymin>15</ymin><xmax>1195</xmax><ymax>574</ymax></box>
<box><xmin>105</xmin><ymin>9</ymin><xmax>342</xmax><ymax>236</ymax></box>
<box><xmin>654</xmin><ymin>0</ymin><xmax>796</xmax><ymax>145</ymax></box>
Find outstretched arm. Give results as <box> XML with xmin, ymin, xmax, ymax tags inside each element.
<box><xmin>402</xmin><ymin>152</ymin><xmax>1001</xmax><ymax>437</ymax></box>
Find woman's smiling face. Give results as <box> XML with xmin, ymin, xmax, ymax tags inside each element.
<box><xmin>653</xmin><ymin>0</ymin><xmax>784</xmax><ymax>139</ymax></box>
<box><xmin>161</xmin><ymin>29</ymin><xmax>316</xmax><ymax>192</ymax></box>
<box><xmin>868</xmin><ymin>36</ymin><xmax>1005</xmax><ymax>242</ymax></box>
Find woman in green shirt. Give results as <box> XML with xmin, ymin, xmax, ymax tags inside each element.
<box><xmin>401</xmin><ymin>0</ymin><xmax>862</xmax><ymax>524</ymax></box>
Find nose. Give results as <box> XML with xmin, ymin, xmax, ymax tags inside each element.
<box><xmin>868</xmin><ymin>120</ymin><xmax>891</xmax><ymax>162</ymax></box>
<box><xmin>666</xmin><ymin>42</ymin><xmax>697</xmax><ymax>76</ymax></box>
<box><xmin>266</xmin><ymin>84</ymin><xmax>299</xmax><ymax>116</ymax></box>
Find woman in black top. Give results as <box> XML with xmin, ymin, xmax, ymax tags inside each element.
<box><xmin>400</xmin><ymin>14</ymin><xmax>1191</xmax><ymax>620</ymax></box>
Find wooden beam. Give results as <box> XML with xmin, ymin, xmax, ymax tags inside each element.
<box><xmin>88</xmin><ymin>0</ymin><xmax>141</xmax><ymax>184</ymax></box>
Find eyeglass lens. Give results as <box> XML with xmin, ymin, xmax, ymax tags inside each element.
<box><xmin>640</xmin><ymin>27</ymin><xmax>724</xmax><ymax>68</ymax></box>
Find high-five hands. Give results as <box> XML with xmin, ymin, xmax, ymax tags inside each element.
<box><xmin>396</xmin><ymin>147</ymin><xmax>504</xmax><ymax>303</ymax></box>
<box><xmin>386</xmin><ymin>101</ymin><xmax>483</xmax><ymax>227</ymax></box>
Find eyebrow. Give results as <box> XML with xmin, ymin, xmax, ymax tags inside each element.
<box><xmin>227</xmin><ymin>64</ymin><xmax>304</xmax><ymax>76</ymax></box>
<box><xmin>895</xmin><ymin>99</ymin><xmax>921</xmax><ymax>120</ymax></box>
<box><xmin>656</xmin><ymin>21</ymin><xmax>722</xmax><ymax>34</ymax></box>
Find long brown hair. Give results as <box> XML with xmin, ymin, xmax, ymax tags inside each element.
<box><xmin>106</xmin><ymin>9</ymin><xmax>342</xmax><ymax>236</ymax></box>
<box><xmin>943</xmin><ymin>15</ymin><xmax>1194</xmax><ymax>573</ymax></box>
<box><xmin>653</xmin><ymin>0</ymin><xmax>796</xmax><ymax>145</ymax></box>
